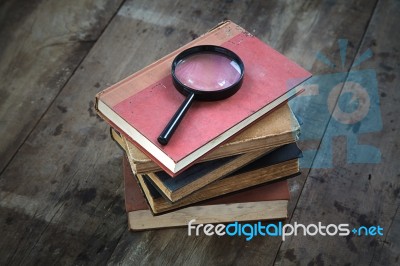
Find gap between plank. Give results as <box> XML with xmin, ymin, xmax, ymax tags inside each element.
<box><xmin>272</xmin><ymin>0</ymin><xmax>380</xmax><ymax>263</ymax></box>
<box><xmin>368</xmin><ymin>204</ymin><xmax>400</xmax><ymax>265</ymax></box>
<box><xmin>0</xmin><ymin>0</ymin><xmax>127</xmax><ymax>177</ymax></box>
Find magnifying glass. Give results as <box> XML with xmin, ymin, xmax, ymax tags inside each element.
<box><xmin>157</xmin><ymin>45</ymin><xmax>245</xmax><ymax>145</ymax></box>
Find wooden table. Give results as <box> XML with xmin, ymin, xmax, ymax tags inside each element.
<box><xmin>1</xmin><ymin>0</ymin><xmax>399</xmax><ymax>264</ymax></box>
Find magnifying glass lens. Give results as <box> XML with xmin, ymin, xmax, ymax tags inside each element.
<box><xmin>174</xmin><ymin>53</ymin><xmax>242</xmax><ymax>91</ymax></box>
<box><xmin>158</xmin><ymin>45</ymin><xmax>244</xmax><ymax>145</ymax></box>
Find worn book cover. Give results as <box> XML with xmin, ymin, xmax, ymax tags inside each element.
<box><xmin>137</xmin><ymin>143</ymin><xmax>301</xmax><ymax>214</ymax></box>
<box><xmin>141</xmin><ymin>148</ymin><xmax>270</xmax><ymax>202</ymax></box>
<box><xmin>115</xmin><ymin>103</ymin><xmax>300</xmax><ymax>174</ymax></box>
<box><xmin>96</xmin><ymin>21</ymin><xmax>311</xmax><ymax>176</ymax></box>
<box><xmin>141</xmin><ymin>143</ymin><xmax>300</xmax><ymax>202</ymax></box>
<box><xmin>123</xmin><ymin>156</ymin><xmax>289</xmax><ymax>230</ymax></box>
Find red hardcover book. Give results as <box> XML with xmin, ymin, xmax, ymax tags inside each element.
<box><xmin>96</xmin><ymin>21</ymin><xmax>311</xmax><ymax>176</ymax></box>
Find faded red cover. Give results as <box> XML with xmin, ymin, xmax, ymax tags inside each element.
<box><xmin>123</xmin><ymin>156</ymin><xmax>290</xmax><ymax>212</ymax></box>
<box><xmin>97</xmin><ymin>21</ymin><xmax>311</xmax><ymax>176</ymax></box>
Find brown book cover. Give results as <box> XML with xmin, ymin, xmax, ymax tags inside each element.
<box><xmin>123</xmin><ymin>156</ymin><xmax>289</xmax><ymax>230</ymax></box>
<box><xmin>141</xmin><ymin>143</ymin><xmax>301</xmax><ymax>203</ymax></box>
<box><xmin>112</xmin><ymin>125</ymin><xmax>300</xmax><ymax>203</ymax></box>
<box><xmin>142</xmin><ymin>148</ymin><xmax>271</xmax><ymax>202</ymax></box>
<box><xmin>136</xmin><ymin>143</ymin><xmax>299</xmax><ymax>214</ymax></box>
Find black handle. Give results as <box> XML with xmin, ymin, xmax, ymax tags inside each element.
<box><xmin>158</xmin><ymin>93</ymin><xmax>195</xmax><ymax>145</ymax></box>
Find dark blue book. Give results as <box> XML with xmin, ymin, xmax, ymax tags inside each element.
<box><xmin>137</xmin><ymin>143</ymin><xmax>302</xmax><ymax>212</ymax></box>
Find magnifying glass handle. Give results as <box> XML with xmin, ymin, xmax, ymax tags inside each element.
<box><xmin>158</xmin><ymin>93</ymin><xmax>195</xmax><ymax>145</ymax></box>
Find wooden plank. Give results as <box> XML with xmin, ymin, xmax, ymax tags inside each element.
<box><xmin>0</xmin><ymin>0</ymin><xmax>123</xmax><ymax>173</ymax></box>
<box><xmin>371</xmin><ymin>206</ymin><xmax>400</xmax><ymax>265</ymax></box>
<box><xmin>0</xmin><ymin>0</ymin><xmax>379</xmax><ymax>265</ymax></box>
<box><xmin>276</xmin><ymin>0</ymin><xmax>400</xmax><ymax>264</ymax></box>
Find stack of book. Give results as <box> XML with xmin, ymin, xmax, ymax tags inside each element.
<box><xmin>95</xmin><ymin>21</ymin><xmax>311</xmax><ymax>230</ymax></box>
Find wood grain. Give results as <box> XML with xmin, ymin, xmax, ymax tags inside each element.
<box><xmin>1</xmin><ymin>0</ymin><xmax>398</xmax><ymax>264</ymax></box>
<box><xmin>0</xmin><ymin>0</ymin><xmax>123</xmax><ymax>173</ymax></box>
<box><xmin>276</xmin><ymin>0</ymin><xmax>400</xmax><ymax>265</ymax></box>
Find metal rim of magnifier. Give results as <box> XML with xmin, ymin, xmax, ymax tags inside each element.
<box><xmin>171</xmin><ymin>45</ymin><xmax>245</xmax><ymax>101</ymax></box>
